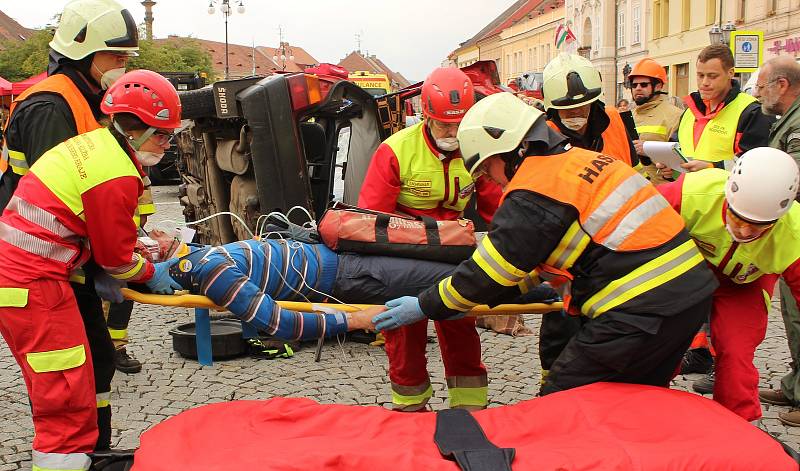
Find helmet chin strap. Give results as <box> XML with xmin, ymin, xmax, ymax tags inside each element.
<box><xmin>114</xmin><ymin>121</ymin><xmax>156</xmax><ymax>150</ymax></box>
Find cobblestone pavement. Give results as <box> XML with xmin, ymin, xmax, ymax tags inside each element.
<box><xmin>1</xmin><ymin>185</ymin><xmax>799</xmax><ymax>469</ymax></box>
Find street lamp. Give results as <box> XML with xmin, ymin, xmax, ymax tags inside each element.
<box><xmin>721</xmin><ymin>21</ymin><xmax>737</xmax><ymax>46</ymax></box>
<box><xmin>273</xmin><ymin>42</ymin><xmax>294</xmax><ymax>71</ymax></box>
<box><xmin>207</xmin><ymin>0</ymin><xmax>245</xmax><ymax>79</ymax></box>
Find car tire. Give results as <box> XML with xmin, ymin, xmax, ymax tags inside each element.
<box><xmin>179</xmin><ymin>87</ymin><xmax>217</xmax><ymax>119</ymax></box>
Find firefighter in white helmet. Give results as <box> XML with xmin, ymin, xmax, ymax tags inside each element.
<box><xmin>542</xmin><ymin>54</ymin><xmax>637</xmax><ymax>167</ymax></box>
<box><xmin>657</xmin><ymin>147</ymin><xmax>800</xmax><ymax>423</ymax></box>
<box><xmin>0</xmin><ymin>0</ymin><xmax>141</xmax><ymax>455</ymax></box>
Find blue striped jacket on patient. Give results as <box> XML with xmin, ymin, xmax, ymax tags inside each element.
<box><xmin>168</xmin><ymin>239</ymin><xmax>346</xmax><ymax>341</ymax></box>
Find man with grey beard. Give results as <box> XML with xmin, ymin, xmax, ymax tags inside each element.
<box><xmin>753</xmin><ymin>55</ymin><xmax>800</xmax><ymax>426</ymax></box>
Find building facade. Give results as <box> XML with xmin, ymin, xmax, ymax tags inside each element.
<box><xmin>565</xmin><ymin>0</ymin><xmax>648</xmax><ymax>105</ymax></box>
<box><xmin>744</xmin><ymin>0</ymin><xmax>800</xmax><ymax>64</ymax></box>
<box><xmin>449</xmin><ymin>1</ymin><xmax>564</xmax><ymax>87</ymax></box>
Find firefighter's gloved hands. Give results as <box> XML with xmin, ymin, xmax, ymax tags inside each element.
<box><xmin>372</xmin><ymin>296</ymin><xmax>425</xmax><ymax>331</ymax></box>
<box><xmin>94</xmin><ymin>271</ymin><xmax>125</xmax><ymax>304</ymax></box>
<box><xmin>146</xmin><ymin>259</ymin><xmax>182</xmax><ymax>294</ymax></box>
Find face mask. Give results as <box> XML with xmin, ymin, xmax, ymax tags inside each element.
<box><xmin>435</xmin><ymin>137</ymin><xmax>460</xmax><ymax>152</ymax></box>
<box><xmin>725</xmin><ymin>223</ymin><xmax>760</xmax><ymax>243</ymax></box>
<box><xmin>94</xmin><ymin>65</ymin><xmax>125</xmax><ymax>90</ymax></box>
<box><xmin>135</xmin><ymin>150</ymin><xmax>164</xmax><ymax>166</ymax></box>
<box><xmin>561</xmin><ymin>117</ymin><xmax>588</xmax><ymax>131</ymax></box>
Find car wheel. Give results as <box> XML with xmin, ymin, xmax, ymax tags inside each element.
<box><xmin>179</xmin><ymin>87</ymin><xmax>217</xmax><ymax>119</ymax></box>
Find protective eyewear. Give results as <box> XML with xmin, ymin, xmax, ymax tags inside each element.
<box><xmin>151</xmin><ymin>131</ymin><xmax>175</xmax><ymax>146</ymax></box>
<box><xmin>754</xmin><ymin>77</ymin><xmax>784</xmax><ymax>93</ymax></box>
<box><xmin>630</xmin><ymin>82</ymin><xmax>651</xmax><ymax>89</ymax></box>
<box><xmin>726</xmin><ymin>208</ymin><xmax>775</xmax><ymax>229</ymax></box>
<box><xmin>472</xmin><ymin>161</ymin><xmax>489</xmax><ymax>179</ymax></box>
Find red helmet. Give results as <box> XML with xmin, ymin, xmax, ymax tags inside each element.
<box><xmin>101</xmin><ymin>69</ymin><xmax>182</xmax><ymax>129</ymax></box>
<box><xmin>421</xmin><ymin>67</ymin><xmax>475</xmax><ymax>123</ymax></box>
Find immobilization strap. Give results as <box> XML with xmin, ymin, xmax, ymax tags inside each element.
<box><xmin>434</xmin><ymin>408</ymin><xmax>515</xmax><ymax>471</ymax></box>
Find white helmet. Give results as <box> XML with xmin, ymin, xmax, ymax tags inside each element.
<box><xmin>50</xmin><ymin>0</ymin><xmax>139</xmax><ymax>61</ymax></box>
<box><xmin>457</xmin><ymin>92</ymin><xmax>544</xmax><ymax>176</ymax></box>
<box><xmin>542</xmin><ymin>54</ymin><xmax>603</xmax><ymax>110</ymax></box>
<box><xmin>726</xmin><ymin>147</ymin><xmax>799</xmax><ymax>223</ymax></box>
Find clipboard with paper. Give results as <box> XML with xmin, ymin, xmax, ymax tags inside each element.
<box><xmin>642</xmin><ymin>141</ymin><xmax>690</xmax><ymax>172</ymax></box>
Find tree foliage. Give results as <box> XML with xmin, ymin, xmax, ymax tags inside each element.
<box><xmin>129</xmin><ymin>38</ymin><xmax>216</xmax><ymax>81</ymax></box>
<box><xmin>0</xmin><ymin>29</ymin><xmax>52</xmax><ymax>82</ymax></box>
<box><xmin>0</xmin><ymin>30</ymin><xmax>215</xmax><ymax>83</ymax></box>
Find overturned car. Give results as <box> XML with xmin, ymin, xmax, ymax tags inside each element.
<box><xmin>174</xmin><ymin>62</ymin><xmax>506</xmax><ymax>244</ymax></box>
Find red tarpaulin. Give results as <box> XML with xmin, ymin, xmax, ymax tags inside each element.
<box><xmin>132</xmin><ymin>382</ymin><xmax>797</xmax><ymax>470</ymax></box>
<box><xmin>0</xmin><ymin>75</ymin><xmax>12</xmax><ymax>96</ymax></box>
<box><xmin>10</xmin><ymin>72</ymin><xmax>46</xmax><ymax>96</ymax></box>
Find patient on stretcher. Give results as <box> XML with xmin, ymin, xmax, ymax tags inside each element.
<box><xmin>130</xmin><ymin>229</ymin><xmax>466</xmax><ymax>341</ymax></box>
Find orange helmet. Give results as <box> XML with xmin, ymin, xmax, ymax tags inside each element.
<box><xmin>629</xmin><ymin>58</ymin><xmax>667</xmax><ymax>85</ymax></box>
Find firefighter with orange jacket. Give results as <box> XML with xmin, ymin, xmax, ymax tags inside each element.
<box><xmin>358</xmin><ymin>67</ymin><xmax>502</xmax><ymax>411</ymax></box>
<box><xmin>373</xmin><ymin>92</ymin><xmax>717</xmax><ymax>394</ymax></box>
<box><xmin>537</xmin><ymin>53</ymin><xmax>642</xmax><ymax>378</ymax></box>
<box><xmin>542</xmin><ymin>54</ymin><xmax>637</xmax><ymax>167</ymax></box>
<box><xmin>0</xmin><ymin>70</ymin><xmax>183</xmax><ymax>471</ymax></box>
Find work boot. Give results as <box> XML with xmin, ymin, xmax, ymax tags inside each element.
<box><xmin>692</xmin><ymin>370</ymin><xmax>715</xmax><ymax>395</ymax></box>
<box><xmin>759</xmin><ymin>389</ymin><xmax>792</xmax><ymax>406</ymax></box>
<box><xmin>114</xmin><ymin>348</ymin><xmax>142</xmax><ymax>374</ymax></box>
<box><xmin>681</xmin><ymin>347</ymin><xmax>713</xmax><ymax>374</ymax></box>
<box><xmin>779</xmin><ymin>410</ymin><xmax>800</xmax><ymax>427</ymax></box>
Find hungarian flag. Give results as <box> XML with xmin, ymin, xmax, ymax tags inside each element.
<box><xmin>555</xmin><ymin>23</ymin><xmax>576</xmax><ymax>48</ymax></box>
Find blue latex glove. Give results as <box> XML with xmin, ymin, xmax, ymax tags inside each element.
<box><xmin>94</xmin><ymin>271</ymin><xmax>125</xmax><ymax>304</ymax></box>
<box><xmin>145</xmin><ymin>259</ymin><xmax>182</xmax><ymax>294</ymax></box>
<box><xmin>372</xmin><ymin>296</ymin><xmax>425</xmax><ymax>331</ymax></box>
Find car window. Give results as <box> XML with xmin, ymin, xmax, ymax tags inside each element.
<box><xmin>333</xmin><ymin>126</ymin><xmax>351</xmax><ymax>201</ymax></box>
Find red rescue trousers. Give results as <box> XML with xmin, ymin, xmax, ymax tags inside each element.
<box><xmin>383</xmin><ymin>316</ymin><xmax>487</xmax><ymax>411</ymax></box>
<box><xmin>711</xmin><ymin>273</ymin><xmax>778</xmax><ymax>422</ymax></box>
<box><xmin>0</xmin><ymin>276</ymin><xmax>96</xmax><ymax>471</ymax></box>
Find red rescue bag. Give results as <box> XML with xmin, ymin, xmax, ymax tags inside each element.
<box><xmin>318</xmin><ymin>204</ymin><xmax>476</xmax><ymax>263</ymax></box>
<box><xmin>132</xmin><ymin>383</ymin><xmax>798</xmax><ymax>471</ymax></box>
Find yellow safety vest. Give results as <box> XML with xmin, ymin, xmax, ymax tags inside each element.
<box><xmin>384</xmin><ymin>122</ymin><xmax>473</xmax><ymax>213</ymax></box>
<box><xmin>681</xmin><ymin>169</ymin><xmax>800</xmax><ymax>283</ymax></box>
<box><xmin>677</xmin><ymin>93</ymin><xmax>755</xmax><ymax>163</ymax></box>
<box><xmin>31</xmin><ymin>128</ymin><xmax>141</xmax><ymax>218</ymax></box>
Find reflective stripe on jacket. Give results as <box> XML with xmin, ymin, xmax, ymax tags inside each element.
<box><xmin>384</xmin><ymin>122</ymin><xmax>474</xmax><ymax>214</ymax></box>
<box><xmin>420</xmin><ymin>146</ymin><xmax>716</xmax><ymax>322</ymax></box>
<box><xmin>1</xmin><ymin>74</ymin><xmax>102</xmax><ymax>178</ymax></box>
<box><xmin>679</xmin><ymin>169</ymin><xmax>800</xmax><ymax>283</ymax></box>
<box><xmin>500</xmin><ymin>147</ymin><xmax>697</xmax><ymax>316</ymax></box>
<box><xmin>634</xmin><ymin>95</ymin><xmax>682</xmax><ymax>142</ymax></box>
<box><xmin>677</xmin><ymin>93</ymin><xmax>756</xmax><ymax>163</ymax></box>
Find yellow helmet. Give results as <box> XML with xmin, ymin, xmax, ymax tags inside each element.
<box><xmin>542</xmin><ymin>54</ymin><xmax>603</xmax><ymax>110</ymax></box>
<box><xmin>458</xmin><ymin>92</ymin><xmax>543</xmax><ymax>176</ymax></box>
<box><xmin>50</xmin><ymin>0</ymin><xmax>139</xmax><ymax>60</ymax></box>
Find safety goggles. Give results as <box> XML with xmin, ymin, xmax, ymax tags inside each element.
<box><xmin>151</xmin><ymin>130</ymin><xmax>176</xmax><ymax>146</ymax></box>
<box><xmin>726</xmin><ymin>208</ymin><xmax>775</xmax><ymax>238</ymax></box>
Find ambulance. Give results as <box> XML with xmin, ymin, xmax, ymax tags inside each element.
<box><xmin>348</xmin><ymin>70</ymin><xmax>392</xmax><ymax>96</ymax></box>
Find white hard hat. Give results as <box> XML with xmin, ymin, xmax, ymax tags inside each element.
<box><xmin>50</xmin><ymin>0</ymin><xmax>139</xmax><ymax>61</ymax></box>
<box><xmin>726</xmin><ymin>147</ymin><xmax>799</xmax><ymax>223</ymax></box>
<box><xmin>458</xmin><ymin>92</ymin><xmax>544</xmax><ymax>176</ymax></box>
<box><xmin>542</xmin><ymin>54</ymin><xmax>603</xmax><ymax>110</ymax></box>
